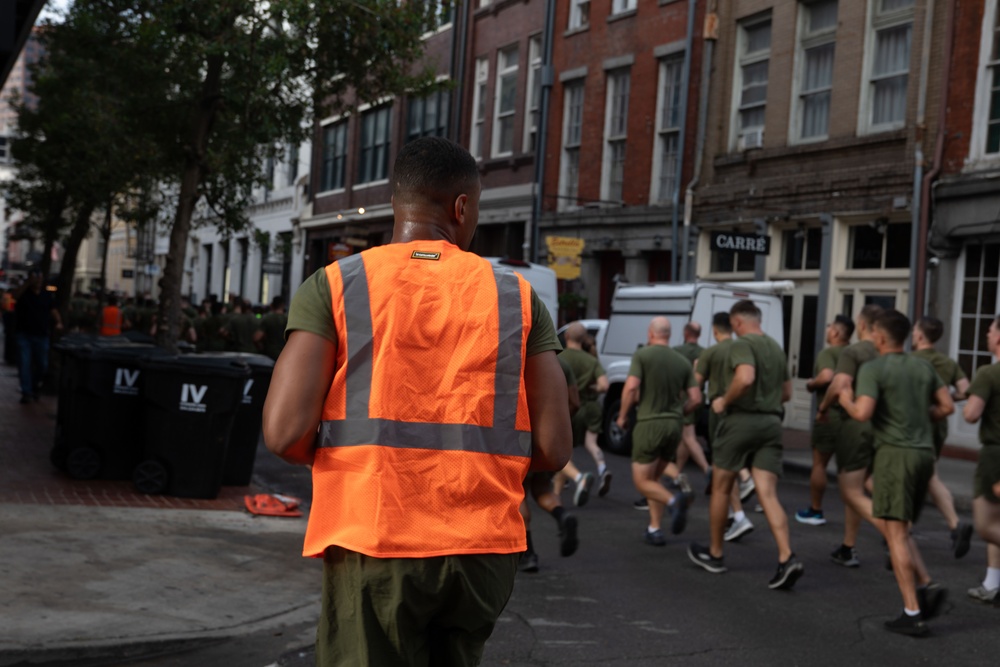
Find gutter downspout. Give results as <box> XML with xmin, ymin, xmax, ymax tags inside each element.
<box><xmin>681</xmin><ymin>7</ymin><xmax>717</xmax><ymax>282</ymax></box>
<box><xmin>670</xmin><ymin>0</ymin><xmax>698</xmax><ymax>281</ymax></box>
<box><xmin>914</xmin><ymin>0</ymin><xmax>955</xmax><ymax>318</ymax></box>
<box><xmin>529</xmin><ymin>0</ymin><xmax>556</xmax><ymax>263</ymax></box>
<box><xmin>451</xmin><ymin>1</ymin><xmax>471</xmax><ymax>145</ymax></box>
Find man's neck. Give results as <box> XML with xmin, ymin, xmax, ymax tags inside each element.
<box><xmin>880</xmin><ymin>344</ymin><xmax>905</xmax><ymax>355</ymax></box>
<box><xmin>565</xmin><ymin>341</ymin><xmax>583</xmax><ymax>350</ymax></box>
<box><xmin>913</xmin><ymin>340</ymin><xmax>933</xmax><ymax>351</ymax></box>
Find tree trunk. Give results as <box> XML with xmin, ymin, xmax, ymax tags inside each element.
<box><xmin>155</xmin><ymin>52</ymin><xmax>226</xmax><ymax>352</ymax></box>
<box><xmin>54</xmin><ymin>203</ymin><xmax>97</xmax><ymax>322</ymax></box>
<box><xmin>39</xmin><ymin>190</ymin><xmax>69</xmax><ymax>283</ymax></box>
<box><xmin>95</xmin><ymin>201</ymin><xmax>113</xmax><ymax>328</ymax></box>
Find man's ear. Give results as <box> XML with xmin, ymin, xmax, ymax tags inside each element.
<box><xmin>453</xmin><ymin>193</ymin><xmax>469</xmax><ymax>224</ymax></box>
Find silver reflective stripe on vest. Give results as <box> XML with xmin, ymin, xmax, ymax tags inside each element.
<box><xmin>321</xmin><ymin>255</ymin><xmax>529</xmax><ymax>457</ymax></box>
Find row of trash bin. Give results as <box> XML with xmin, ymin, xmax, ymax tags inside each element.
<box><xmin>51</xmin><ymin>334</ymin><xmax>274</xmax><ymax>499</ymax></box>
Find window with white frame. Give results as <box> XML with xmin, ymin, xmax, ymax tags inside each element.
<box><xmin>863</xmin><ymin>0</ymin><xmax>913</xmax><ymax>132</ymax></box>
<box><xmin>357</xmin><ymin>105</ymin><xmax>392</xmax><ymax>184</ymax></box>
<box><xmin>419</xmin><ymin>0</ymin><xmax>454</xmax><ymax>33</ymax></box>
<box><xmin>985</xmin><ymin>4</ymin><xmax>1000</xmax><ymax>154</ymax></box>
<box><xmin>795</xmin><ymin>0</ymin><xmax>837</xmax><ymax>141</ymax></box>
<box><xmin>492</xmin><ymin>45</ymin><xmax>519</xmax><ymax>157</ymax></box>
<box><xmin>320</xmin><ymin>121</ymin><xmax>348</xmax><ymax>192</ymax></box>
<box><xmin>653</xmin><ymin>56</ymin><xmax>683</xmax><ymax>204</ymax></box>
<box><xmin>612</xmin><ymin>0</ymin><xmax>637</xmax><ymax>15</ymax></box>
<box><xmin>569</xmin><ymin>0</ymin><xmax>590</xmax><ymax>30</ymax></box>
<box><xmin>957</xmin><ymin>243</ymin><xmax>1000</xmax><ymax>378</ymax></box>
<box><xmin>470</xmin><ymin>57</ymin><xmax>489</xmax><ymax>159</ymax></box>
<box><xmin>560</xmin><ymin>81</ymin><xmax>585</xmax><ymax>210</ymax></box>
<box><xmin>524</xmin><ymin>35</ymin><xmax>542</xmax><ymax>153</ymax></box>
<box><xmin>602</xmin><ymin>69</ymin><xmax>630</xmax><ymax>203</ymax></box>
<box><xmin>407</xmin><ymin>89</ymin><xmax>450</xmax><ymax>143</ymax></box>
<box><xmin>734</xmin><ymin>15</ymin><xmax>772</xmax><ymax>148</ymax></box>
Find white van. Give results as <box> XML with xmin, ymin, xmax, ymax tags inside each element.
<box><xmin>485</xmin><ymin>257</ymin><xmax>559</xmax><ymax>327</ymax></box>
<box><xmin>596</xmin><ymin>281</ymin><xmax>792</xmax><ymax>454</ymax></box>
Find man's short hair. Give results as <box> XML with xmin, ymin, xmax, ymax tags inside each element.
<box><xmin>874</xmin><ymin>309</ymin><xmax>911</xmax><ymax>346</ymax></box>
<box><xmin>711</xmin><ymin>311</ymin><xmax>732</xmax><ymax>333</ymax></box>
<box><xmin>858</xmin><ymin>303</ymin><xmax>884</xmax><ymax>329</ymax></box>
<box><xmin>832</xmin><ymin>314</ymin><xmax>855</xmax><ymax>341</ymax></box>
<box><xmin>684</xmin><ymin>322</ymin><xmax>701</xmax><ymax>338</ymax></box>
<box><xmin>916</xmin><ymin>316</ymin><xmax>943</xmax><ymax>344</ymax></box>
<box><xmin>392</xmin><ymin>137</ymin><xmax>479</xmax><ymax>209</ymax></box>
<box><xmin>270</xmin><ymin>296</ymin><xmax>285</xmax><ymax>310</ymax></box>
<box><xmin>730</xmin><ymin>299</ymin><xmax>761</xmax><ymax>321</ymax></box>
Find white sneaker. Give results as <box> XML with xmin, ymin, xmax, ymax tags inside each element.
<box><xmin>738</xmin><ymin>476</ymin><xmax>756</xmax><ymax>501</ymax></box>
<box><xmin>967</xmin><ymin>584</ymin><xmax>999</xmax><ymax>602</ymax></box>
<box><xmin>724</xmin><ymin>516</ymin><xmax>754</xmax><ymax>542</ymax></box>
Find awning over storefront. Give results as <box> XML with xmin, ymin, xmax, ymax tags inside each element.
<box><xmin>932</xmin><ymin>175</ymin><xmax>1000</xmax><ymax>255</ymax></box>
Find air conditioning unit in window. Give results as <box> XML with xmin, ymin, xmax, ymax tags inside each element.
<box><xmin>738</xmin><ymin>129</ymin><xmax>764</xmax><ymax>151</ymax></box>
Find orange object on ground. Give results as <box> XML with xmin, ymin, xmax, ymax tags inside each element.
<box><xmin>244</xmin><ymin>493</ymin><xmax>303</xmax><ymax>517</ymax></box>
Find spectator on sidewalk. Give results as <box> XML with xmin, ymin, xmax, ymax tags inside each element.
<box><xmin>99</xmin><ymin>294</ymin><xmax>126</xmax><ymax>337</ymax></box>
<box><xmin>12</xmin><ymin>270</ymin><xmax>62</xmax><ymax>404</ymax></box>
<box><xmin>253</xmin><ymin>296</ymin><xmax>288</xmax><ymax>361</ymax></box>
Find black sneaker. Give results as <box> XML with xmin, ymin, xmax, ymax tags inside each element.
<box><xmin>598</xmin><ymin>470</ymin><xmax>613</xmax><ymax>497</ymax></box>
<box><xmin>670</xmin><ymin>495</ymin><xmax>689</xmax><ymax>535</ymax></box>
<box><xmin>830</xmin><ymin>544</ymin><xmax>860</xmax><ymax>568</ymax></box>
<box><xmin>633</xmin><ymin>497</ymin><xmax>649</xmax><ymax>511</ymax></box>
<box><xmin>687</xmin><ymin>542</ymin><xmax>727</xmax><ymax>573</ymax></box>
<box><xmin>559</xmin><ymin>514</ymin><xmax>579</xmax><ymax>557</ymax></box>
<box><xmin>768</xmin><ymin>555</ymin><xmax>804</xmax><ymax>590</ymax></box>
<box><xmin>884</xmin><ymin>612</ymin><xmax>929</xmax><ymax>637</ymax></box>
<box><xmin>519</xmin><ymin>552</ymin><xmax>539</xmax><ymax>573</ymax></box>
<box><xmin>952</xmin><ymin>522</ymin><xmax>973</xmax><ymax>559</ymax></box>
<box><xmin>645</xmin><ymin>528</ymin><xmax>666</xmax><ymax>546</ymax></box>
<box><xmin>917</xmin><ymin>583</ymin><xmax>948</xmax><ymax>620</ymax></box>
<box><xmin>573</xmin><ymin>473</ymin><xmax>594</xmax><ymax>507</ymax></box>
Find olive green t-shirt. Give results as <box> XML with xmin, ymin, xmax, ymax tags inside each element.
<box><xmin>855</xmin><ymin>353</ymin><xmax>943</xmax><ymax>451</ymax></box>
<box><xmin>835</xmin><ymin>340</ymin><xmax>878</xmax><ymax>389</ymax></box>
<box><xmin>286</xmin><ymin>265</ymin><xmax>561</xmax><ymax>359</ymax></box>
<box><xmin>226</xmin><ymin>312</ymin><xmax>259</xmax><ymax>353</ymax></box>
<box><xmin>560</xmin><ymin>347</ymin><xmax>605</xmax><ymax>402</ymax></box>
<box><xmin>696</xmin><ymin>338</ymin><xmax>733</xmax><ymax>400</ymax></box>
<box><xmin>557</xmin><ymin>355</ymin><xmax>576</xmax><ymax>388</ymax></box>
<box><xmin>911</xmin><ymin>348</ymin><xmax>966</xmax><ymax>388</ymax></box>
<box><xmin>968</xmin><ymin>362</ymin><xmax>1000</xmax><ymax>448</ymax></box>
<box><xmin>257</xmin><ymin>311</ymin><xmax>288</xmax><ymax>361</ymax></box>
<box><xmin>673</xmin><ymin>342</ymin><xmax>704</xmax><ymax>365</ymax></box>
<box><xmin>814</xmin><ymin>344</ymin><xmax>845</xmax><ymax>393</ymax></box>
<box><xmin>628</xmin><ymin>344</ymin><xmax>696</xmax><ymax>421</ymax></box>
<box><xmin>728</xmin><ymin>333</ymin><xmax>788</xmax><ymax>415</ymax></box>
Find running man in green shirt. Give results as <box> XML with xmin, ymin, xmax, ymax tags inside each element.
<box><xmin>912</xmin><ymin>316</ymin><xmax>973</xmax><ymax>558</ymax></box>
<box><xmin>840</xmin><ymin>309</ymin><xmax>954</xmax><ymax>636</ymax></box>
<box><xmin>962</xmin><ymin>314</ymin><xmax>1000</xmax><ymax>608</ymax></box>
<box><xmin>672</xmin><ymin>322</ymin><xmax>712</xmax><ymax>493</ymax></box>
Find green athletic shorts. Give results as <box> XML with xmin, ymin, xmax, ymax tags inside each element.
<box><xmin>707</xmin><ymin>409</ymin><xmax>721</xmax><ymax>448</ymax></box>
<box><xmin>631</xmin><ymin>417</ymin><xmax>683</xmax><ymax>465</ymax></box>
<box><xmin>712</xmin><ymin>411</ymin><xmax>783</xmax><ymax>476</ymax></box>
<box><xmin>571</xmin><ymin>400</ymin><xmax>603</xmax><ymax>445</ymax></box>
<box><xmin>811</xmin><ymin>409</ymin><xmax>842</xmax><ymax>454</ymax></box>
<box><xmin>317</xmin><ymin>547</ymin><xmax>518</xmax><ymax>667</ymax></box>
<box><xmin>871</xmin><ymin>445</ymin><xmax>934</xmax><ymax>523</ymax></box>
<box><xmin>974</xmin><ymin>446</ymin><xmax>1000</xmax><ymax>503</ymax></box>
<box><xmin>836</xmin><ymin>414</ymin><xmax>874</xmax><ymax>473</ymax></box>
<box><xmin>683</xmin><ymin>404</ymin><xmax>702</xmax><ymax>427</ymax></box>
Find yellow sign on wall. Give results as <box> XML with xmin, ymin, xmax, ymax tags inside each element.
<box><xmin>546</xmin><ymin>236</ymin><xmax>586</xmax><ymax>280</ymax></box>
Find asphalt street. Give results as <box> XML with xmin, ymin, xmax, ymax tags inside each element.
<box><xmin>35</xmin><ymin>444</ymin><xmax>997</xmax><ymax>667</ymax></box>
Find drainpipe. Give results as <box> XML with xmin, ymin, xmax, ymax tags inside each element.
<box><xmin>451</xmin><ymin>1</ymin><xmax>470</xmax><ymax>145</ymax></box>
<box><xmin>912</xmin><ymin>0</ymin><xmax>955</xmax><ymax>319</ymax></box>
<box><xmin>681</xmin><ymin>7</ymin><xmax>716</xmax><ymax>282</ymax></box>
<box><xmin>529</xmin><ymin>0</ymin><xmax>556</xmax><ymax>263</ymax></box>
<box><xmin>670</xmin><ymin>0</ymin><xmax>698</xmax><ymax>281</ymax></box>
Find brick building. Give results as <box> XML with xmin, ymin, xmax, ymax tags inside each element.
<box><xmin>691</xmin><ymin>0</ymin><xmax>947</xmax><ymax>429</ymax></box>
<box><xmin>539</xmin><ymin>0</ymin><xmax>705</xmax><ymax>318</ymax></box>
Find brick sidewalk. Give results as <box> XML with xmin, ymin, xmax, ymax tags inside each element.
<box><xmin>0</xmin><ymin>357</ymin><xmax>252</xmax><ymax>510</ymax></box>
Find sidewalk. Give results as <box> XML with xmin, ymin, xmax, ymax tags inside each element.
<box><xmin>0</xmin><ymin>334</ymin><xmax>983</xmax><ymax>664</ymax></box>
<box><xmin>0</xmin><ymin>347</ymin><xmax>320</xmax><ymax>666</ymax></box>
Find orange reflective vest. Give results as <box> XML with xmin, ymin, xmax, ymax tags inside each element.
<box><xmin>99</xmin><ymin>305</ymin><xmax>123</xmax><ymax>336</ymax></box>
<box><xmin>303</xmin><ymin>241</ymin><xmax>533</xmax><ymax>559</ymax></box>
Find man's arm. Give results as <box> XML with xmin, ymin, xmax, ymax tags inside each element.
<box><xmin>683</xmin><ymin>385</ymin><xmax>703</xmax><ymax>416</ymax></box>
<box><xmin>818</xmin><ymin>372</ymin><xmax>852</xmax><ymax>414</ymax></box>
<box><xmin>781</xmin><ymin>379</ymin><xmax>792</xmax><ymax>404</ymax></box>
<box><xmin>525</xmin><ymin>350</ymin><xmax>572</xmax><ymax>472</ymax></box>
<box><xmin>617</xmin><ymin>375</ymin><xmax>640</xmax><ymax>428</ymax></box>
<box><xmin>806</xmin><ymin>368</ymin><xmax>834</xmax><ymax>393</ymax></box>
<box><xmin>838</xmin><ymin>388</ymin><xmax>875</xmax><ymax>422</ymax></box>
<box><xmin>712</xmin><ymin>364</ymin><xmax>754</xmax><ymax>414</ymax></box>
<box><xmin>953</xmin><ymin>377</ymin><xmax>970</xmax><ymax>402</ymax></box>
<box><xmin>963</xmin><ymin>395</ymin><xmax>986</xmax><ymax>423</ymax></box>
<box><xmin>262</xmin><ymin>330</ymin><xmax>337</xmax><ymax>465</ymax></box>
<box><xmin>567</xmin><ymin>382</ymin><xmax>581</xmax><ymax>417</ymax></box>
<box><xmin>929</xmin><ymin>385</ymin><xmax>955</xmax><ymax>422</ymax></box>
<box><xmin>595</xmin><ymin>373</ymin><xmax>609</xmax><ymax>394</ymax></box>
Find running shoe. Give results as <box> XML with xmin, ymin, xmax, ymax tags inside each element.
<box><xmin>559</xmin><ymin>514</ymin><xmax>579</xmax><ymax>557</ymax></box>
<box><xmin>598</xmin><ymin>470</ymin><xmax>613</xmax><ymax>497</ymax></box>
<box><xmin>687</xmin><ymin>543</ymin><xmax>727</xmax><ymax>573</ymax></box>
<box><xmin>676</xmin><ymin>473</ymin><xmax>693</xmax><ymax>496</ymax></box>
<box><xmin>519</xmin><ymin>552</ymin><xmax>539</xmax><ymax>573</ymax></box>
<box><xmin>951</xmin><ymin>522</ymin><xmax>973</xmax><ymax>559</ymax></box>
<box><xmin>794</xmin><ymin>507</ymin><xmax>827</xmax><ymax>526</ymax></box>
<box><xmin>830</xmin><ymin>544</ymin><xmax>860</xmax><ymax>568</ymax></box>
<box><xmin>645</xmin><ymin>528</ymin><xmax>666</xmax><ymax>546</ymax></box>
<box><xmin>738</xmin><ymin>476</ymin><xmax>756</xmax><ymax>501</ymax></box>
<box><xmin>884</xmin><ymin>613</ymin><xmax>928</xmax><ymax>637</ymax></box>
<box><xmin>724</xmin><ymin>516</ymin><xmax>754</xmax><ymax>542</ymax></box>
<box><xmin>768</xmin><ymin>555</ymin><xmax>804</xmax><ymax>590</ymax></box>
<box><xmin>967</xmin><ymin>584</ymin><xmax>999</xmax><ymax>603</ymax></box>
<box><xmin>633</xmin><ymin>497</ymin><xmax>649</xmax><ymax>511</ymax></box>
<box><xmin>669</xmin><ymin>494</ymin><xmax>689</xmax><ymax>534</ymax></box>
<box><xmin>917</xmin><ymin>583</ymin><xmax>947</xmax><ymax>620</ymax></box>
<box><xmin>573</xmin><ymin>472</ymin><xmax>594</xmax><ymax>507</ymax></box>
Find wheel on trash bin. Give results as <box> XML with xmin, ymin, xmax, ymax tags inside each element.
<box><xmin>66</xmin><ymin>446</ymin><xmax>102</xmax><ymax>480</ymax></box>
<box><xmin>134</xmin><ymin>460</ymin><xmax>169</xmax><ymax>495</ymax></box>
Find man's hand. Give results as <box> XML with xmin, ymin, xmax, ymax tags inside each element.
<box><xmin>815</xmin><ymin>408</ymin><xmax>828</xmax><ymax>424</ymax></box>
<box><xmin>711</xmin><ymin>396</ymin><xmax>726</xmax><ymax>415</ymax></box>
<box><xmin>616</xmin><ymin>412</ymin><xmax>629</xmax><ymax>430</ymax></box>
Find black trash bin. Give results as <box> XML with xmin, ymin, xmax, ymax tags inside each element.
<box><xmin>136</xmin><ymin>354</ymin><xmax>250</xmax><ymax>498</ymax></box>
<box><xmin>52</xmin><ymin>337</ymin><xmax>167</xmax><ymax>479</ymax></box>
<box><xmin>209</xmin><ymin>352</ymin><xmax>275</xmax><ymax>486</ymax></box>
